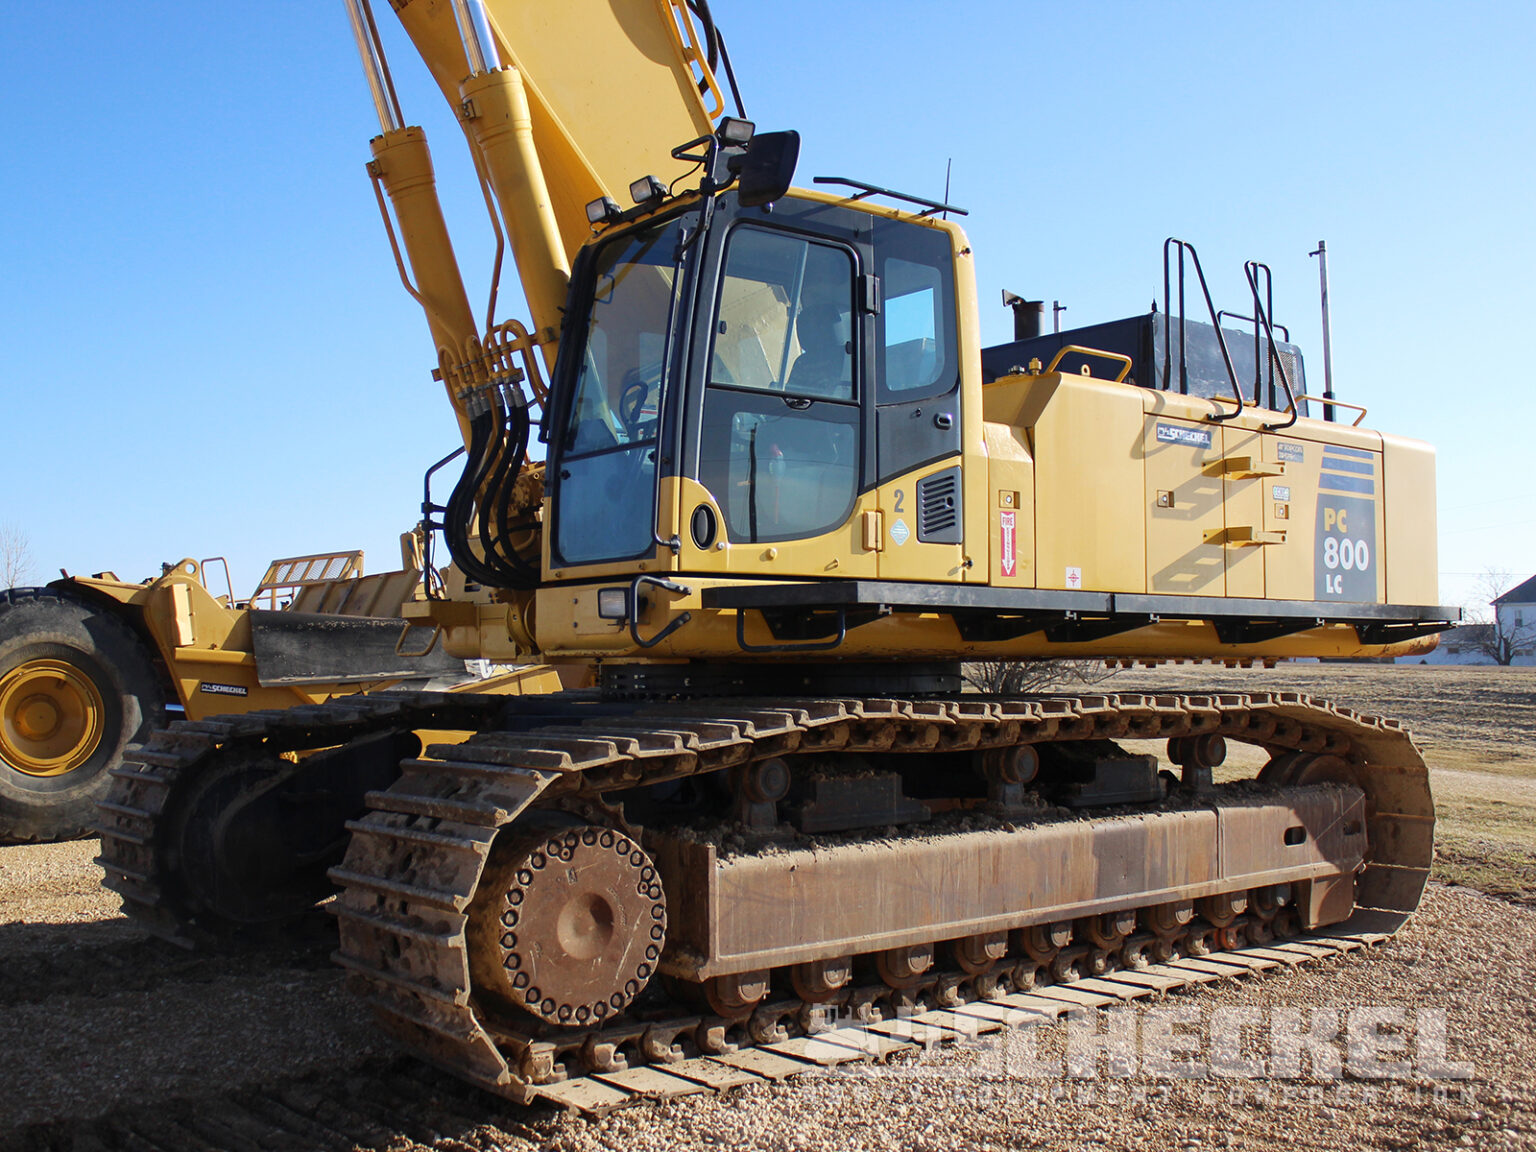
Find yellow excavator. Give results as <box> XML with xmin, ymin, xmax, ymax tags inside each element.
<box><xmin>98</xmin><ymin>0</ymin><xmax>1454</xmax><ymax>1110</ymax></box>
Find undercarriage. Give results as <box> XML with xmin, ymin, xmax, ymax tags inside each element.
<box><xmin>96</xmin><ymin>682</ymin><xmax>1432</xmax><ymax>1111</ymax></box>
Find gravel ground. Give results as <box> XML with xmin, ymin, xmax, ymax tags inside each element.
<box><xmin>3</xmin><ymin>844</ymin><xmax>1533</xmax><ymax>1150</ymax></box>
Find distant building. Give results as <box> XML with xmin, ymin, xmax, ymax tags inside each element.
<box><xmin>1406</xmin><ymin>574</ymin><xmax>1536</xmax><ymax>666</ymax></box>
<box><xmin>1493</xmin><ymin>575</ymin><xmax>1536</xmax><ymax>649</ymax></box>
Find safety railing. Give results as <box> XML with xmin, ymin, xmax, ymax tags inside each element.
<box><xmin>1162</xmin><ymin>238</ymin><xmax>1244</xmax><ymax>422</ymax></box>
<box><xmin>249</xmin><ymin>551</ymin><xmax>365</xmax><ymax>610</ymax></box>
<box><xmin>1044</xmin><ymin>345</ymin><xmax>1133</xmax><ymax>382</ymax></box>
<box><xmin>1214</xmin><ymin>307</ymin><xmax>1291</xmax><ymax>413</ymax></box>
<box><xmin>1241</xmin><ymin>261</ymin><xmax>1301</xmax><ymax>432</ymax></box>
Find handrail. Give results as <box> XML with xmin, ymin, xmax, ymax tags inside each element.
<box><xmin>1248</xmin><ymin>261</ymin><xmax>1276</xmax><ymax>409</ymax></box>
<box><xmin>1243</xmin><ymin>261</ymin><xmax>1301</xmax><ymax>431</ymax></box>
<box><xmin>661</xmin><ymin>0</ymin><xmax>729</xmax><ymax>121</ymax></box>
<box><xmin>1294</xmin><ymin>394</ymin><xmax>1368</xmax><ymax>427</ymax></box>
<box><xmin>1215</xmin><ymin>309</ymin><xmax>1290</xmax><ymax>342</ymax></box>
<box><xmin>1215</xmin><ymin>306</ymin><xmax>1289</xmax><ymax>407</ymax></box>
<box><xmin>812</xmin><ymin>176</ymin><xmax>968</xmax><ymax>218</ymax></box>
<box><xmin>199</xmin><ymin>557</ymin><xmax>235</xmax><ymax>607</ymax></box>
<box><xmin>1162</xmin><ymin>238</ymin><xmax>1244</xmax><ymax>422</ymax></box>
<box><xmin>1044</xmin><ymin>344</ymin><xmax>1133</xmax><ymax>383</ymax></box>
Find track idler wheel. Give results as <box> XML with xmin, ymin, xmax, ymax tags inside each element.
<box><xmin>469</xmin><ymin>823</ymin><xmax>665</xmax><ymax>1028</ymax></box>
<box><xmin>1260</xmin><ymin>751</ymin><xmax>1357</xmax><ymax>789</ymax></box>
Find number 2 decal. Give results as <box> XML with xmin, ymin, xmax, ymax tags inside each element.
<box><xmin>893</xmin><ymin>489</ymin><xmax>905</xmax><ymax>513</ymax></box>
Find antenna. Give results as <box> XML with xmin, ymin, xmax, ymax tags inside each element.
<box><xmin>942</xmin><ymin>158</ymin><xmax>952</xmax><ymax>221</ymax></box>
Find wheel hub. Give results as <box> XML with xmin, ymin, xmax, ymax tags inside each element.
<box><xmin>471</xmin><ymin>824</ymin><xmax>665</xmax><ymax>1028</ymax></box>
<box><xmin>0</xmin><ymin>659</ymin><xmax>105</xmax><ymax>777</ymax></box>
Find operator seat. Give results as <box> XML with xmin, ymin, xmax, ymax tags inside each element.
<box><xmin>785</xmin><ymin>305</ymin><xmax>852</xmax><ymax>399</ymax></box>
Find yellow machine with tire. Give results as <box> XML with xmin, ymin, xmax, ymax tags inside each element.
<box><xmin>0</xmin><ymin>541</ymin><xmax>542</xmax><ymax>843</ymax></box>
<box><xmin>97</xmin><ymin>0</ymin><xmax>1456</xmax><ymax>1111</ymax></box>
<box><xmin>0</xmin><ymin>586</ymin><xmax>163</xmax><ymax>843</ymax></box>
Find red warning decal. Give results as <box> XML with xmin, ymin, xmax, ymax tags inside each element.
<box><xmin>1000</xmin><ymin>510</ymin><xmax>1017</xmax><ymax>577</ymax></box>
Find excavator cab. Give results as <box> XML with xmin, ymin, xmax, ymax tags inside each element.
<box><xmin>545</xmin><ymin>164</ymin><xmax>968</xmax><ymax>586</ymax></box>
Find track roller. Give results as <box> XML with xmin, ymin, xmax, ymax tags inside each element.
<box><xmin>876</xmin><ymin>942</ymin><xmax>934</xmax><ymax>988</ymax></box>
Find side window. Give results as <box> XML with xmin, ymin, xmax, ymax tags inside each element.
<box><xmin>710</xmin><ymin>227</ymin><xmax>854</xmax><ymax>400</ymax></box>
<box><xmin>700</xmin><ymin>226</ymin><xmax>860</xmax><ymax>542</ymax></box>
<box><xmin>883</xmin><ymin>258</ymin><xmax>941</xmax><ymax>393</ymax></box>
<box><xmin>875</xmin><ymin>220</ymin><xmax>957</xmax><ymax>401</ymax></box>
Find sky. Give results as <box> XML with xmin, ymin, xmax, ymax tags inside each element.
<box><xmin>1</xmin><ymin>1</ymin><xmax>1532</xmax><ymax>614</ymax></box>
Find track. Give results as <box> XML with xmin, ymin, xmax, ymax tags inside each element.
<box><xmin>95</xmin><ymin>691</ymin><xmax>508</xmax><ymax>947</ymax></box>
<box><xmin>324</xmin><ymin>690</ymin><xmax>1433</xmax><ymax>1111</ymax></box>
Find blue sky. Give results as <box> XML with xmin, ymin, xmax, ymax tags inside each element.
<box><xmin>2</xmin><ymin>2</ymin><xmax>1531</xmax><ymax>613</ymax></box>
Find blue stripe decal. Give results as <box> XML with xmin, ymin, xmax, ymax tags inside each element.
<box><xmin>1320</xmin><ymin>473</ymin><xmax>1376</xmax><ymax>495</ymax></box>
<box><xmin>1322</xmin><ymin>444</ymin><xmax>1374</xmax><ymax>460</ymax></box>
<box><xmin>1321</xmin><ymin>456</ymin><xmax>1375</xmax><ymax>475</ymax></box>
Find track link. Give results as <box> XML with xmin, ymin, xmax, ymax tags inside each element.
<box><xmin>330</xmin><ymin>690</ymin><xmax>1435</xmax><ymax>1111</ymax></box>
<box><xmin>95</xmin><ymin>690</ymin><xmax>507</xmax><ymax>947</ymax></box>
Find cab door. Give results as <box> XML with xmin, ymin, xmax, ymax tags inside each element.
<box><xmin>679</xmin><ymin>209</ymin><xmax>878</xmax><ymax>579</ymax></box>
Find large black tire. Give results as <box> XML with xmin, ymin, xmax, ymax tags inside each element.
<box><xmin>0</xmin><ymin>589</ymin><xmax>166</xmax><ymax>842</ymax></box>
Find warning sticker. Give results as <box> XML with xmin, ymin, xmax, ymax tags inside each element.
<box><xmin>1065</xmin><ymin>566</ymin><xmax>1083</xmax><ymax>590</ymax></box>
<box><xmin>1000</xmin><ymin>510</ymin><xmax>1017</xmax><ymax>577</ymax></box>
<box><xmin>199</xmin><ymin>682</ymin><xmax>249</xmax><ymax>698</ymax></box>
<box><xmin>890</xmin><ymin>518</ymin><xmax>910</xmax><ymax>546</ymax></box>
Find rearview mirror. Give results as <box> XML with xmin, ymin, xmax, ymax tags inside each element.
<box><xmin>729</xmin><ymin>130</ymin><xmax>800</xmax><ymax>208</ymax></box>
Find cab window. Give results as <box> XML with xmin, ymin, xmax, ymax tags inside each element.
<box><xmin>553</xmin><ymin>219</ymin><xmax>681</xmax><ymax>565</ymax></box>
<box><xmin>700</xmin><ymin>226</ymin><xmax>860</xmax><ymax>542</ymax></box>
<box><xmin>875</xmin><ymin>220</ymin><xmax>957</xmax><ymax>401</ymax></box>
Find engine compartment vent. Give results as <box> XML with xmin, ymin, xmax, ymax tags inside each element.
<box><xmin>917</xmin><ymin>466</ymin><xmax>961</xmax><ymax>543</ymax></box>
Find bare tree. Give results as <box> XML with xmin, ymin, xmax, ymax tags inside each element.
<box><xmin>962</xmin><ymin>658</ymin><xmax>1115</xmax><ymax>695</ymax></box>
<box><xmin>1465</xmin><ymin>568</ymin><xmax>1536</xmax><ymax>666</ymax></box>
<box><xmin>1</xmin><ymin>522</ymin><xmax>35</xmax><ymax>588</ymax></box>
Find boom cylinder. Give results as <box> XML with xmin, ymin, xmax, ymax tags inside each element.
<box><xmin>458</xmin><ymin>65</ymin><xmax>572</xmax><ymax>367</ymax></box>
<box><xmin>369</xmin><ymin>126</ymin><xmax>480</xmax><ymax>437</ymax></box>
<box><xmin>344</xmin><ymin>0</ymin><xmax>404</xmax><ymax>134</ymax></box>
<box><xmin>449</xmin><ymin>0</ymin><xmax>500</xmax><ymax>76</ymax></box>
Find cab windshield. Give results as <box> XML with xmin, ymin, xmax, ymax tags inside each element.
<box><xmin>553</xmin><ymin>219</ymin><xmax>683</xmax><ymax>565</ymax></box>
